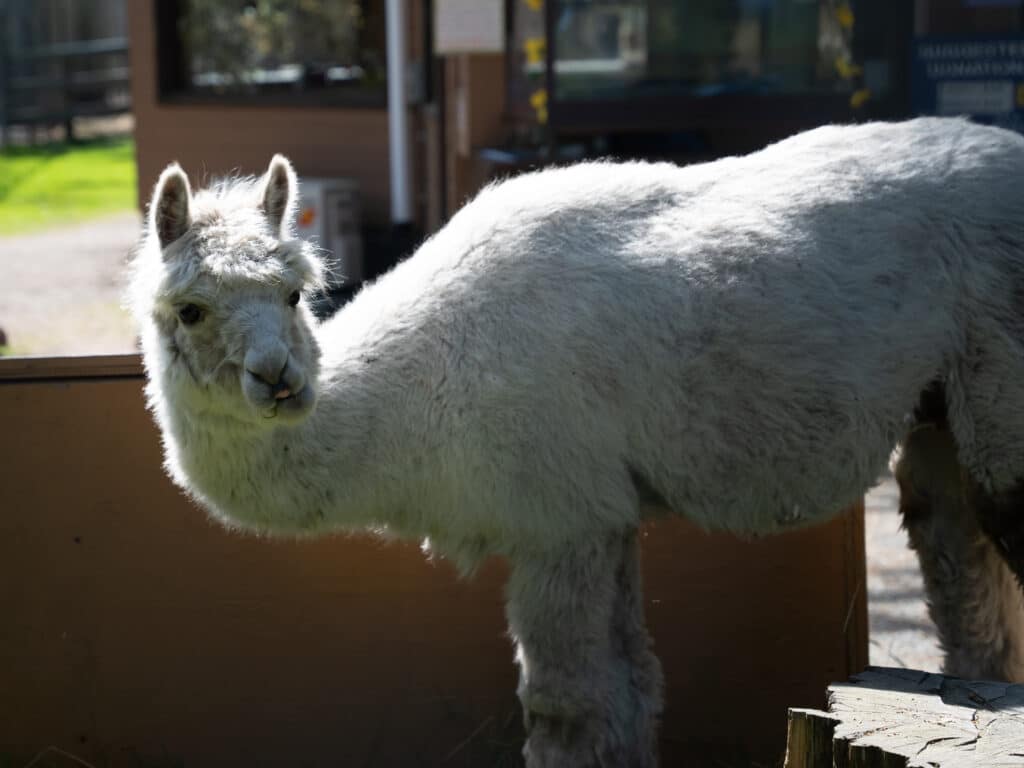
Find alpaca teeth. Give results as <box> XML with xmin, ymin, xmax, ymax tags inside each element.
<box><xmin>275</xmin><ymin>388</ymin><xmax>291</xmax><ymax>400</ymax></box>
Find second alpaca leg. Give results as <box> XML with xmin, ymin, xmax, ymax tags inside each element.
<box><xmin>895</xmin><ymin>420</ymin><xmax>1024</xmax><ymax>681</ymax></box>
<box><xmin>506</xmin><ymin>529</ymin><xmax>661</xmax><ymax>767</ymax></box>
<box><xmin>971</xmin><ymin>480</ymin><xmax>1024</xmax><ymax>592</ymax></box>
<box><xmin>608</xmin><ymin>530</ymin><xmax>663</xmax><ymax>764</ymax></box>
<box><xmin>944</xmin><ymin>324</ymin><xmax>1024</xmax><ymax>664</ymax></box>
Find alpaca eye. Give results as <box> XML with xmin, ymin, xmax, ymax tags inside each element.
<box><xmin>178</xmin><ymin>304</ymin><xmax>203</xmax><ymax>326</ymax></box>
<box><xmin>288</xmin><ymin>290</ymin><xmax>301</xmax><ymax>307</ymax></box>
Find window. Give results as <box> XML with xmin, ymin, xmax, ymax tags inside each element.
<box><xmin>157</xmin><ymin>0</ymin><xmax>386</xmax><ymax>107</ymax></box>
<box><xmin>508</xmin><ymin>0</ymin><xmax>913</xmax><ymax>144</ymax></box>
<box><xmin>548</xmin><ymin>0</ymin><xmax>859</xmax><ymax>102</ymax></box>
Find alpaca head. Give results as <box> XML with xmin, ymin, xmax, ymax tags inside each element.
<box><xmin>131</xmin><ymin>156</ymin><xmax>324</xmax><ymax>427</ymax></box>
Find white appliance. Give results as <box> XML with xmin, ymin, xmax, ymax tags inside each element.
<box><xmin>294</xmin><ymin>178</ymin><xmax>364</xmax><ymax>289</ymax></box>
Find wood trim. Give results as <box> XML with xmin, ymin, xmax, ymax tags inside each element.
<box><xmin>0</xmin><ymin>354</ymin><xmax>143</xmax><ymax>381</ymax></box>
<box><xmin>844</xmin><ymin>500</ymin><xmax>870</xmax><ymax>676</ymax></box>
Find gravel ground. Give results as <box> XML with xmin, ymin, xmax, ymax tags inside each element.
<box><xmin>865</xmin><ymin>473</ymin><xmax>943</xmax><ymax>673</ymax></box>
<box><xmin>0</xmin><ymin>211</ymin><xmax>140</xmax><ymax>355</ymax></box>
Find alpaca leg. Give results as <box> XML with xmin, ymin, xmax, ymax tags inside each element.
<box><xmin>506</xmin><ymin>530</ymin><xmax>661</xmax><ymax>767</ymax></box>
<box><xmin>947</xmin><ymin>332</ymin><xmax>1024</xmax><ymax>609</ymax></box>
<box><xmin>895</xmin><ymin>422</ymin><xmax>1024</xmax><ymax>681</ymax></box>
<box><xmin>969</xmin><ymin>480</ymin><xmax>1024</xmax><ymax>601</ymax></box>
<box><xmin>607</xmin><ymin>531</ymin><xmax>663</xmax><ymax>765</ymax></box>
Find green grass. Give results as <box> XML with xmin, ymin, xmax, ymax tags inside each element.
<box><xmin>0</xmin><ymin>138</ymin><xmax>136</xmax><ymax>235</ymax></box>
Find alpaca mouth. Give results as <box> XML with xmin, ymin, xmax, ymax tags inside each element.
<box><xmin>258</xmin><ymin>385</ymin><xmax>311</xmax><ymax>422</ymax></box>
<box><xmin>263</xmin><ymin>399</ymin><xmax>290</xmax><ymax>418</ymax></box>
<box><xmin>263</xmin><ymin>393</ymin><xmax>295</xmax><ymax>417</ymax></box>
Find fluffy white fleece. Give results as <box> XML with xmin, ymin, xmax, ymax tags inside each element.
<box><xmin>130</xmin><ymin>117</ymin><xmax>1024</xmax><ymax>767</ymax></box>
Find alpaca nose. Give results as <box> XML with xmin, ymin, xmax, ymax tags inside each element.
<box><xmin>245</xmin><ymin>346</ymin><xmax>288</xmax><ymax>391</ymax></box>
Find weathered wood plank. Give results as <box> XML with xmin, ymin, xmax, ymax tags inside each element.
<box><xmin>785</xmin><ymin>667</ymin><xmax>1024</xmax><ymax>767</ymax></box>
<box><xmin>785</xmin><ymin>708</ymin><xmax>839</xmax><ymax>767</ymax></box>
<box><xmin>0</xmin><ymin>353</ymin><xmax>142</xmax><ymax>380</ymax></box>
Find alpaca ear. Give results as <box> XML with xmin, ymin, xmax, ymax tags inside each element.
<box><xmin>260</xmin><ymin>154</ymin><xmax>297</xmax><ymax>237</ymax></box>
<box><xmin>151</xmin><ymin>162</ymin><xmax>193</xmax><ymax>251</ymax></box>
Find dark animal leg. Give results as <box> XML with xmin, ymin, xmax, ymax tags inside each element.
<box><xmin>896</xmin><ymin>386</ymin><xmax>1024</xmax><ymax>681</ymax></box>
<box><xmin>944</xmin><ymin>323</ymin><xmax>1024</xmax><ymax>621</ymax></box>
<box><xmin>971</xmin><ymin>479</ymin><xmax>1024</xmax><ymax>595</ymax></box>
<box><xmin>608</xmin><ymin>531</ymin><xmax>663</xmax><ymax>766</ymax></box>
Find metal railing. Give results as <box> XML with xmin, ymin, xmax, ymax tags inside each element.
<box><xmin>0</xmin><ymin>0</ymin><xmax>130</xmax><ymax>144</ymax></box>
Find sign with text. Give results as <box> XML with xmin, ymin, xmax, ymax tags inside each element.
<box><xmin>911</xmin><ymin>36</ymin><xmax>1024</xmax><ymax>133</ymax></box>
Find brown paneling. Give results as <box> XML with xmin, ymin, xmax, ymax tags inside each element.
<box><xmin>127</xmin><ymin>4</ymin><xmax>395</xmax><ymax>227</ymax></box>
<box><xmin>0</xmin><ymin>361</ymin><xmax>867</xmax><ymax>766</ymax></box>
<box><xmin>424</xmin><ymin>104</ymin><xmax>444</xmax><ymax>232</ymax></box>
<box><xmin>444</xmin><ymin>53</ymin><xmax>508</xmax><ymax>214</ymax></box>
<box><xmin>462</xmin><ymin>54</ymin><xmax>507</xmax><ymax>152</ymax></box>
<box><xmin>0</xmin><ymin>372</ymin><xmax>518</xmax><ymax>768</ymax></box>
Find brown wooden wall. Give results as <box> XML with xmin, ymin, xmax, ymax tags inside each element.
<box><xmin>443</xmin><ymin>53</ymin><xmax>508</xmax><ymax>216</ymax></box>
<box><xmin>127</xmin><ymin>4</ymin><xmax>410</xmax><ymax>228</ymax></box>
<box><xmin>0</xmin><ymin>355</ymin><xmax>868</xmax><ymax>766</ymax></box>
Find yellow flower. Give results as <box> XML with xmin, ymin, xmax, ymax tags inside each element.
<box><xmin>525</xmin><ymin>37</ymin><xmax>546</xmax><ymax>65</ymax></box>
<box><xmin>850</xmin><ymin>88</ymin><xmax>872</xmax><ymax>109</ymax></box>
<box><xmin>835</xmin><ymin>56</ymin><xmax>863</xmax><ymax>79</ymax></box>
<box><xmin>530</xmin><ymin>88</ymin><xmax>549</xmax><ymax>124</ymax></box>
<box><xmin>835</xmin><ymin>4</ymin><xmax>854</xmax><ymax>29</ymax></box>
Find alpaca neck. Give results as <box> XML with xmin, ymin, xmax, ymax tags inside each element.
<box><xmin>158</xmin><ymin>364</ymin><xmax>397</xmax><ymax>538</ymax></box>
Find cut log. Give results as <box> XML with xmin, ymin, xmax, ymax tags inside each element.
<box><xmin>784</xmin><ymin>666</ymin><xmax>1024</xmax><ymax>767</ymax></box>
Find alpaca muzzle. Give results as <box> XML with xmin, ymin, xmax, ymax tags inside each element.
<box><xmin>249</xmin><ymin>369</ymin><xmax>302</xmax><ymax>403</ymax></box>
<box><xmin>241</xmin><ymin>352</ymin><xmax>313</xmax><ymax>423</ymax></box>
<box><xmin>245</xmin><ymin>354</ymin><xmax>288</xmax><ymax>390</ymax></box>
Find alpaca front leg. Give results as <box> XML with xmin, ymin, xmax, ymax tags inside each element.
<box><xmin>608</xmin><ymin>530</ymin><xmax>664</xmax><ymax>763</ymax></box>
<box><xmin>505</xmin><ymin>531</ymin><xmax>661</xmax><ymax>767</ymax></box>
<box><xmin>970</xmin><ymin>479</ymin><xmax>1024</xmax><ymax>601</ymax></box>
<box><xmin>507</xmin><ymin>534</ymin><xmax>619</xmax><ymax>767</ymax></box>
<box><xmin>895</xmin><ymin>424</ymin><xmax>1024</xmax><ymax>681</ymax></box>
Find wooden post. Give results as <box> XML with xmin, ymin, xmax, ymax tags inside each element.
<box><xmin>785</xmin><ymin>709</ymin><xmax>840</xmax><ymax>768</ymax></box>
<box><xmin>785</xmin><ymin>667</ymin><xmax>1024</xmax><ymax>767</ymax></box>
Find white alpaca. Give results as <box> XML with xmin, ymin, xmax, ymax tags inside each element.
<box><xmin>130</xmin><ymin>117</ymin><xmax>1024</xmax><ymax>767</ymax></box>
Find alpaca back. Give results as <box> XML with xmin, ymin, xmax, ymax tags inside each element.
<box><xmin>316</xmin><ymin>118</ymin><xmax>1024</xmax><ymax>544</ymax></box>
